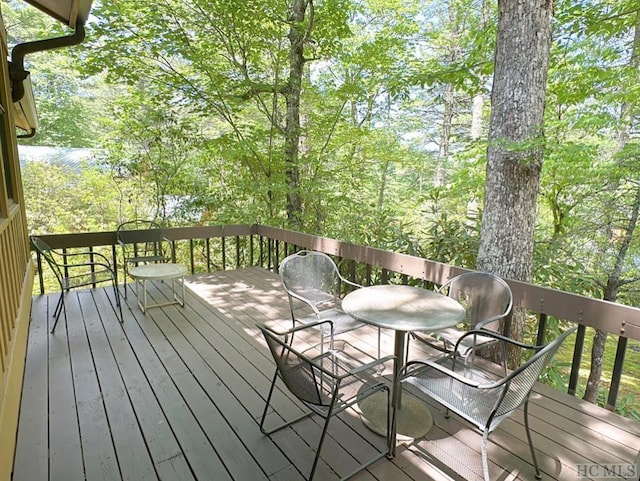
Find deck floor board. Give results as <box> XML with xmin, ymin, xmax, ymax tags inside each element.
<box><xmin>13</xmin><ymin>266</ymin><xmax>639</xmax><ymax>481</ymax></box>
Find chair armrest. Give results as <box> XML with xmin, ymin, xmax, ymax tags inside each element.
<box><xmin>339</xmin><ymin>276</ymin><xmax>363</xmax><ymax>290</ymax></box>
<box><xmin>285</xmin><ymin>291</ymin><xmax>321</xmax><ymax>315</ymax></box>
<box><xmin>453</xmin><ymin>329</ymin><xmax>541</xmax><ymax>356</ymax></box>
<box><xmin>261</xmin><ymin>319</ymin><xmax>334</xmax><ymax>337</ymax></box>
<box><xmin>51</xmin><ymin>249</ymin><xmax>115</xmax><ymax>270</ymax></box>
<box><xmin>59</xmin><ymin>260</ymin><xmax>115</xmax><ymax>273</ymax></box>
<box><xmin>474</xmin><ymin>313</ymin><xmax>509</xmax><ymax>330</ymax></box>
<box><xmin>347</xmin><ymin>354</ymin><xmax>396</xmax><ymax>376</ymax></box>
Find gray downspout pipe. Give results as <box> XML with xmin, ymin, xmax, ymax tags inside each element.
<box><xmin>10</xmin><ymin>23</ymin><xmax>86</xmax><ymax>103</ymax></box>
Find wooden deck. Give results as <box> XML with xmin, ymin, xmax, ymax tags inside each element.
<box><xmin>12</xmin><ymin>267</ymin><xmax>640</xmax><ymax>481</ymax></box>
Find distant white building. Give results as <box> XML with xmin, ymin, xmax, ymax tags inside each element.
<box><xmin>18</xmin><ymin>145</ymin><xmax>97</xmax><ymax>172</ymax></box>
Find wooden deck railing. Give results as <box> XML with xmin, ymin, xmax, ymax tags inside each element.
<box><xmin>0</xmin><ymin>206</ymin><xmax>29</xmax><ymax>387</ymax></box>
<box><xmin>31</xmin><ymin>224</ymin><xmax>640</xmax><ymax>412</ymax></box>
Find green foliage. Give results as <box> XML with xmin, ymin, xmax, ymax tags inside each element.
<box><xmin>9</xmin><ymin>0</ymin><xmax>640</xmax><ymax>419</ymax></box>
<box><xmin>539</xmin><ymin>357</ymin><xmax>573</xmax><ymax>389</ymax></box>
<box><xmin>23</xmin><ymin>158</ymin><xmax>140</xmax><ymax>234</ymax></box>
<box><xmin>614</xmin><ymin>392</ymin><xmax>640</xmax><ymax>422</ymax></box>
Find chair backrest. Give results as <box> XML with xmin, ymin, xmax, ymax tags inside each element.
<box><xmin>492</xmin><ymin>327</ymin><xmax>576</xmax><ymax>423</ymax></box>
<box><xmin>30</xmin><ymin>236</ymin><xmax>65</xmax><ymax>286</ymax></box>
<box><xmin>117</xmin><ymin>219</ymin><xmax>166</xmax><ymax>259</ymax></box>
<box><xmin>258</xmin><ymin>324</ymin><xmax>333</xmax><ymax>407</ymax></box>
<box><xmin>279</xmin><ymin>251</ymin><xmax>343</xmax><ymax>308</ymax></box>
<box><xmin>439</xmin><ymin>272</ymin><xmax>513</xmax><ymax>334</ymax></box>
<box><xmin>117</xmin><ymin>219</ymin><xmax>163</xmax><ymax>243</ymax></box>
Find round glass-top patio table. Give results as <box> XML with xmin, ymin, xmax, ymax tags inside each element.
<box><xmin>342</xmin><ymin>284</ymin><xmax>465</xmax><ymax>448</ymax></box>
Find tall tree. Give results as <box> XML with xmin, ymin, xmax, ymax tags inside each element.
<box><xmin>583</xmin><ymin>6</ymin><xmax>640</xmax><ymax>404</ymax></box>
<box><xmin>284</xmin><ymin>0</ymin><xmax>312</xmax><ymax>229</ymax></box>
<box><xmin>477</xmin><ymin>0</ymin><xmax>554</xmax><ymax>343</ymax></box>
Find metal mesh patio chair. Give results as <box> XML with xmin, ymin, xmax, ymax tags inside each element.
<box><xmin>258</xmin><ymin>320</ymin><xmax>396</xmax><ymax>481</ymax></box>
<box><xmin>400</xmin><ymin>326</ymin><xmax>577</xmax><ymax>481</ymax></box>
<box><xmin>117</xmin><ymin>219</ymin><xmax>171</xmax><ymax>297</ymax></box>
<box><xmin>279</xmin><ymin>250</ymin><xmax>381</xmax><ymax>357</ymax></box>
<box><xmin>411</xmin><ymin>272</ymin><xmax>513</xmax><ymax>361</ymax></box>
<box><xmin>31</xmin><ymin>235</ymin><xmax>123</xmax><ymax>333</ymax></box>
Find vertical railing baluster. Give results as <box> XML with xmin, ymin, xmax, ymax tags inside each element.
<box><xmin>607</xmin><ymin>336</ymin><xmax>627</xmax><ymax>410</ymax></box>
<box><xmin>221</xmin><ymin>237</ymin><xmax>226</xmax><ymax>270</ymax></box>
<box><xmin>250</xmin><ymin>235</ymin><xmax>254</xmax><ymax>266</ymax></box>
<box><xmin>568</xmin><ymin>323</ymin><xmax>586</xmax><ymax>396</ymax></box>
<box><xmin>62</xmin><ymin>248</ymin><xmax>69</xmax><ymax>284</ymax></box>
<box><xmin>206</xmin><ymin>238</ymin><xmax>211</xmax><ymax>272</ymax></box>
<box><xmin>89</xmin><ymin>247</ymin><xmax>96</xmax><ymax>287</ymax></box>
<box><xmin>189</xmin><ymin>239</ymin><xmax>195</xmax><ymax>274</ymax></box>
<box><xmin>236</xmin><ymin>236</ymin><xmax>241</xmax><ymax>269</ymax></box>
<box><xmin>536</xmin><ymin>313</ymin><xmax>547</xmax><ymax>346</ymax></box>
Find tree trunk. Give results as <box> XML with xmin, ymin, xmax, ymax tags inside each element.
<box><xmin>470</xmin><ymin>91</ymin><xmax>484</xmax><ymax>141</ymax></box>
<box><xmin>477</xmin><ymin>0</ymin><xmax>553</xmax><ymax>355</ymax></box>
<box><xmin>435</xmin><ymin>83</ymin><xmax>454</xmax><ymax>187</ymax></box>
<box><xmin>284</xmin><ymin>0</ymin><xmax>311</xmax><ymax>230</ymax></box>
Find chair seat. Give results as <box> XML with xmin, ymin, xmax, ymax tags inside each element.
<box><xmin>401</xmin><ymin>327</ymin><xmax>576</xmax><ymax>481</ymax></box>
<box><xmin>403</xmin><ymin>357</ymin><xmax>505</xmax><ymax>430</ymax></box>
<box><xmin>297</xmin><ymin>308</ymin><xmax>365</xmax><ymax>335</ymax></box>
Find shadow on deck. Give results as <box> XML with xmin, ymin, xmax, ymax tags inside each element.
<box><xmin>13</xmin><ymin>267</ymin><xmax>640</xmax><ymax>481</ymax></box>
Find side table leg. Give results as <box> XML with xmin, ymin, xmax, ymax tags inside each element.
<box><xmin>136</xmin><ymin>278</ymin><xmax>147</xmax><ymax>314</ymax></box>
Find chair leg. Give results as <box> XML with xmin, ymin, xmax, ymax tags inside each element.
<box><xmin>50</xmin><ymin>292</ymin><xmax>66</xmax><ymax>333</ymax></box>
<box><xmin>123</xmin><ymin>264</ymin><xmax>128</xmax><ymax>298</ymax></box>
<box><xmin>481</xmin><ymin>430</ymin><xmax>491</xmax><ymax>481</ymax></box>
<box><xmin>524</xmin><ymin>401</ymin><xmax>542</xmax><ymax>479</ymax></box>
<box><xmin>259</xmin><ymin>370</ymin><xmax>313</xmax><ymax>436</ymax></box>
<box><xmin>308</xmin><ymin>404</ymin><xmax>335</xmax><ymax>481</ymax></box>
<box><xmin>112</xmin><ymin>280</ymin><xmax>124</xmax><ymax>323</ymax></box>
<box><xmin>342</xmin><ymin>385</ymin><xmax>392</xmax><ymax>480</ymax></box>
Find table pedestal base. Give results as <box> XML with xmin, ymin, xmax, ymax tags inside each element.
<box><xmin>358</xmin><ymin>390</ymin><xmax>433</xmax><ymax>440</ymax></box>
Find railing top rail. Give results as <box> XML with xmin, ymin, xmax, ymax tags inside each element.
<box><xmin>256</xmin><ymin>225</ymin><xmax>640</xmax><ymax>340</ymax></box>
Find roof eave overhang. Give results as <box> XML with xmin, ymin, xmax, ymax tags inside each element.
<box><xmin>21</xmin><ymin>0</ymin><xmax>93</xmax><ymax>29</ymax></box>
